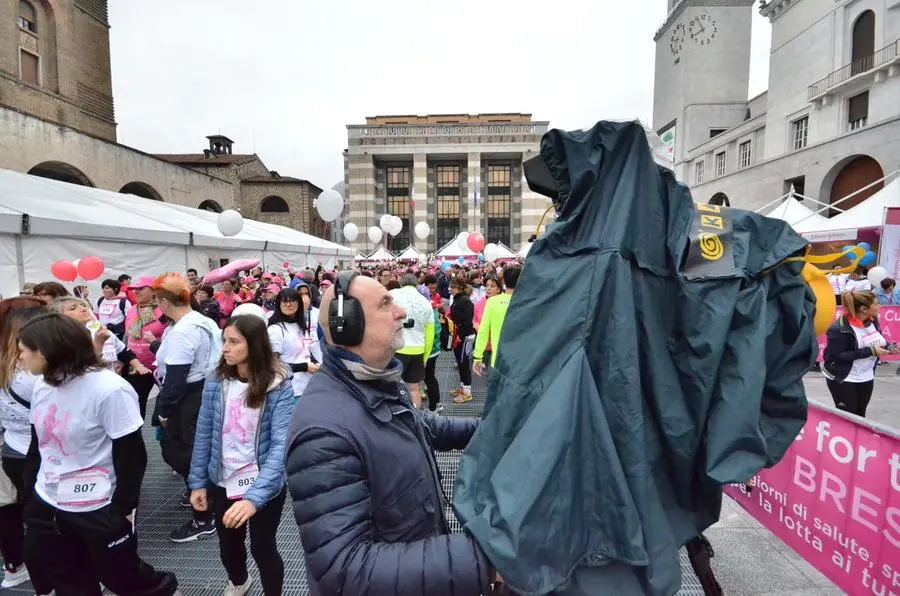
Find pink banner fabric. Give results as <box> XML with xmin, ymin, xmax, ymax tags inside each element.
<box><xmin>817</xmin><ymin>305</ymin><xmax>900</xmax><ymax>362</ymax></box>
<box><xmin>723</xmin><ymin>403</ymin><xmax>900</xmax><ymax>595</ymax></box>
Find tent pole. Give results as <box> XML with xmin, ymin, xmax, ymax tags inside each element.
<box><xmin>15</xmin><ymin>235</ymin><xmax>25</xmax><ymax>292</ymax></box>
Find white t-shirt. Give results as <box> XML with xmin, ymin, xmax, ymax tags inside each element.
<box><xmin>157</xmin><ymin>311</ymin><xmax>222</xmax><ymax>384</ymax></box>
<box><xmin>845</xmin><ymin>278</ymin><xmax>873</xmax><ymax>293</ymax></box>
<box><xmin>269</xmin><ymin>320</ymin><xmax>319</xmax><ymax>396</ymax></box>
<box><xmin>846</xmin><ymin>323</ymin><xmax>886</xmax><ymax>383</ymax></box>
<box><xmin>218</xmin><ymin>380</ymin><xmax>261</xmax><ymax>483</ymax></box>
<box><xmin>86</xmin><ymin>321</ymin><xmax>126</xmax><ymax>367</ymax></box>
<box><xmin>31</xmin><ymin>369</ymin><xmax>143</xmax><ymax>512</ymax></box>
<box><xmin>0</xmin><ymin>369</ymin><xmax>39</xmax><ymax>455</ymax></box>
<box><xmin>390</xmin><ymin>287</ymin><xmax>434</xmax><ymax>351</ymax></box>
<box><xmin>97</xmin><ymin>298</ymin><xmax>128</xmax><ymax>327</ymax></box>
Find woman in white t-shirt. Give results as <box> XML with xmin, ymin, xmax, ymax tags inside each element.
<box><xmin>17</xmin><ymin>313</ymin><xmax>179</xmax><ymax>595</ymax></box>
<box><xmin>0</xmin><ymin>298</ymin><xmax>50</xmax><ymax>591</ymax></box>
<box><xmin>95</xmin><ymin>278</ymin><xmax>130</xmax><ymax>340</ymax></box>
<box><xmin>822</xmin><ymin>290</ymin><xmax>900</xmax><ymax>417</ymax></box>
<box><xmin>188</xmin><ymin>314</ymin><xmax>292</xmax><ymax>595</ymax></box>
<box><xmin>267</xmin><ymin>287</ymin><xmax>322</xmax><ymax>402</ymax></box>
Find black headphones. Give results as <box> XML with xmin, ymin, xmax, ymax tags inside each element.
<box><xmin>329</xmin><ymin>271</ymin><xmax>365</xmax><ymax>346</ymax></box>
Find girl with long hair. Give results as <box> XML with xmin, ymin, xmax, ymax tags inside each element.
<box><xmin>188</xmin><ymin>315</ymin><xmax>292</xmax><ymax>595</ymax></box>
<box><xmin>124</xmin><ymin>277</ymin><xmax>166</xmax><ymax>418</ymax></box>
<box><xmin>449</xmin><ymin>278</ymin><xmax>476</xmax><ymax>403</ymax></box>
<box><xmin>0</xmin><ymin>297</ymin><xmax>49</xmax><ymax>591</ymax></box>
<box><xmin>17</xmin><ymin>313</ymin><xmax>179</xmax><ymax>595</ymax></box>
<box><xmin>267</xmin><ymin>287</ymin><xmax>322</xmax><ymax>401</ymax></box>
<box><xmin>823</xmin><ymin>290</ymin><xmax>899</xmax><ymax>417</ymax></box>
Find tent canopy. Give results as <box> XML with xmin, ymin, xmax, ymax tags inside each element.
<box><xmin>494</xmin><ymin>243</ymin><xmax>518</xmax><ymax>259</ymax></box>
<box><xmin>804</xmin><ymin>178</ymin><xmax>900</xmax><ymax>232</ymax></box>
<box><xmin>0</xmin><ymin>168</ymin><xmax>353</xmax><ymax>256</ymax></box>
<box><xmin>395</xmin><ymin>245</ymin><xmax>423</xmax><ymax>261</ymax></box>
<box><xmin>436</xmin><ymin>238</ymin><xmax>478</xmax><ymax>258</ymax></box>
<box><xmin>763</xmin><ymin>197</ymin><xmax>831</xmax><ymax>234</ymax></box>
<box><xmin>360</xmin><ymin>246</ymin><xmax>395</xmax><ymax>262</ymax></box>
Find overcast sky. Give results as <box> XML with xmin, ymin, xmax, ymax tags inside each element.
<box><xmin>109</xmin><ymin>1</ymin><xmax>771</xmax><ymax>189</ymax></box>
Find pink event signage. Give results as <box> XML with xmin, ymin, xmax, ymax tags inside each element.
<box><xmin>723</xmin><ymin>403</ymin><xmax>900</xmax><ymax>595</ymax></box>
<box><xmin>817</xmin><ymin>305</ymin><xmax>900</xmax><ymax>362</ymax></box>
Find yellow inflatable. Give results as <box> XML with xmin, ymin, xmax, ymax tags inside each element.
<box><xmin>794</xmin><ymin>247</ymin><xmax>865</xmax><ymax>336</ymax></box>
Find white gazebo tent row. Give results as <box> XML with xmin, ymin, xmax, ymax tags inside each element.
<box><xmin>435</xmin><ymin>239</ymin><xmax>479</xmax><ymax>259</ymax></box>
<box><xmin>0</xmin><ymin>168</ymin><xmax>353</xmax><ymax>298</ymax></box>
<box><xmin>357</xmin><ymin>246</ymin><xmax>396</xmax><ymax>263</ymax></box>
<box><xmin>756</xmin><ymin>169</ymin><xmax>900</xmax><ymax>235</ymax></box>
<box><xmin>395</xmin><ymin>245</ymin><xmax>425</xmax><ymax>262</ymax></box>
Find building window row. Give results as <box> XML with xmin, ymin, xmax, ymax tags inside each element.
<box><xmin>847</xmin><ymin>91</ymin><xmax>869</xmax><ymax>132</ymax></box>
<box><xmin>714</xmin><ymin>151</ymin><xmax>726</xmax><ymax>177</ymax></box>
<box><xmin>695</xmin><ymin>160</ymin><xmax>704</xmax><ymax>184</ymax></box>
<box><xmin>486</xmin><ymin>164</ymin><xmax>511</xmax><ymax>247</ymax></box>
<box><xmin>436</xmin><ymin>165</ymin><xmax>461</xmax><ymax>249</ymax></box>
<box><xmin>739</xmin><ymin>140</ymin><xmax>752</xmax><ymax>170</ymax></box>
<box><xmin>17</xmin><ymin>1</ymin><xmax>40</xmax><ymax>87</ymax></box>
<box><xmin>792</xmin><ymin>116</ymin><xmax>808</xmax><ymax>150</ymax></box>
<box><xmin>385</xmin><ymin>166</ymin><xmax>411</xmax><ymax>248</ymax></box>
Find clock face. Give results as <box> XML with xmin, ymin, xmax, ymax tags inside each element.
<box><xmin>670</xmin><ymin>23</ymin><xmax>686</xmax><ymax>56</ymax></box>
<box><xmin>689</xmin><ymin>13</ymin><xmax>718</xmax><ymax>46</ymax></box>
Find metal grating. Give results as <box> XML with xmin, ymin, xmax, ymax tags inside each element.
<box><xmin>4</xmin><ymin>353</ymin><xmax>704</xmax><ymax>594</ymax></box>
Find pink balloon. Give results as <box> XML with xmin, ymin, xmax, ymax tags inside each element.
<box><xmin>282</xmin><ymin>261</ymin><xmax>290</xmax><ymax>270</ymax></box>
<box><xmin>467</xmin><ymin>232</ymin><xmax>485</xmax><ymax>253</ymax></box>
<box><xmin>202</xmin><ymin>258</ymin><xmax>261</xmax><ymax>285</ymax></box>
<box><xmin>77</xmin><ymin>256</ymin><xmax>105</xmax><ymax>281</ymax></box>
<box><xmin>50</xmin><ymin>260</ymin><xmax>78</xmax><ymax>282</ymax></box>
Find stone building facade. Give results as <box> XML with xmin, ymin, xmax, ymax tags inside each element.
<box><xmin>653</xmin><ymin>0</ymin><xmax>900</xmax><ymax>213</ymax></box>
<box><xmin>344</xmin><ymin>113</ymin><xmax>552</xmax><ymax>254</ymax></box>
<box><xmin>157</xmin><ymin>135</ymin><xmax>325</xmax><ymax>237</ymax></box>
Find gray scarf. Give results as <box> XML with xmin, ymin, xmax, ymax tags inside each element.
<box><xmin>340</xmin><ymin>359</ymin><xmax>403</xmax><ymax>383</ymax></box>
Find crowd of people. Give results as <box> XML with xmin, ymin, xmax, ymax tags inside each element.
<box><xmin>0</xmin><ymin>259</ymin><xmax>522</xmax><ymax>595</ymax></box>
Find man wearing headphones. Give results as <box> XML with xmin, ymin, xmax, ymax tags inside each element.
<box><xmin>285</xmin><ymin>272</ymin><xmax>499</xmax><ymax>595</ymax></box>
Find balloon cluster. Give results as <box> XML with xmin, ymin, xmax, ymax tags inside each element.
<box><xmin>842</xmin><ymin>242</ymin><xmax>877</xmax><ymax>267</ymax></box>
<box><xmin>50</xmin><ymin>256</ymin><xmax>105</xmax><ymax>282</ymax></box>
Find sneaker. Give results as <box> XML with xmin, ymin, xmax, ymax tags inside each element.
<box><xmin>224</xmin><ymin>578</ymin><xmax>253</xmax><ymax>596</ymax></box>
<box><xmin>452</xmin><ymin>392</ymin><xmax>472</xmax><ymax>404</ymax></box>
<box><xmin>180</xmin><ymin>489</ymin><xmax>191</xmax><ymax>508</ymax></box>
<box><xmin>2</xmin><ymin>563</ymin><xmax>30</xmax><ymax>588</ymax></box>
<box><xmin>169</xmin><ymin>519</ymin><xmax>216</xmax><ymax>543</ymax></box>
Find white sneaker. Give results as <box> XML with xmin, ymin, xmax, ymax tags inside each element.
<box><xmin>1</xmin><ymin>563</ymin><xmax>30</xmax><ymax>588</ymax></box>
<box><xmin>224</xmin><ymin>578</ymin><xmax>252</xmax><ymax>596</ymax></box>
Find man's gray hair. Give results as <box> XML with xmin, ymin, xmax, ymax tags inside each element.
<box><xmin>399</xmin><ymin>273</ymin><xmax>418</xmax><ymax>288</ymax></box>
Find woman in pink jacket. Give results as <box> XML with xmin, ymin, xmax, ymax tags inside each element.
<box><xmin>124</xmin><ymin>276</ymin><xmax>166</xmax><ymax>419</ymax></box>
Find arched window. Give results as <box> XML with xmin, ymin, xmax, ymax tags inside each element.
<box><xmin>18</xmin><ymin>1</ymin><xmax>36</xmax><ymax>33</ymax></box>
<box><xmin>17</xmin><ymin>1</ymin><xmax>40</xmax><ymax>86</ymax></box>
<box><xmin>261</xmin><ymin>196</ymin><xmax>289</xmax><ymax>213</ymax></box>
<box><xmin>851</xmin><ymin>10</ymin><xmax>875</xmax><ymax>75</ymax></box>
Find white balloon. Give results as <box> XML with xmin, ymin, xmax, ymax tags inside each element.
<box><xmin>217</xmin><ymin>209</ymin><xmax>244</xmax><ymax>237</ymax></box>
<box><xmin>483</xmin><ymin>243</ymin><xmax>500</xmax><ymax>262</ymax></box>
<box><xmin>368</xmin><ymin>226</ymin><xmax>383</xmax><ymax>244</ymax></box>
<box><xmin>380</xmin><ymin>214</ymin><xmax>393</xmax><ymax>233</ymax></box>
<box><xmin>231</xmin><ymin>303</ymin><xmax>267</xmax><ymax>321</ymax></box>
<box><xmin>456</xmin><ymin>232</ymin><xmax>470</xmax><ymax>251</ymax></box>
<box><xmin>868</xmin><ymin>266</ymin><xmax>889</xmax><ymax>287</ymax></box>
<box><xmin>343</xmin><ymin>222</ymin><xmax>359</xmax><ymax>242</ymax></box>
<box><xmin>316</xmin><ymin>189</ymin><xmax>344</xmax><ymax>222</ymax></box>
<box><xmin>390</xmin><ymin>215</ymin><xmax>403</xmax><ymax>236</ymax></box>
<box><xmin>414</xmin><ymin>221</ymin><xmax>430</xmax><ymax>240</ymax></box>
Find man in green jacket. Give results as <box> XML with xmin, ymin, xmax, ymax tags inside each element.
<box><xmin>473</xmin><ymin>265</ymin><xmax>521</xmax><ymax>376</ymax></box>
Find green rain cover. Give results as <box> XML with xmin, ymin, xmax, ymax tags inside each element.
<box><xmin>453</xmin><ymin>121</ymin><xmax>816</xmax><ymax>595</ymax></box>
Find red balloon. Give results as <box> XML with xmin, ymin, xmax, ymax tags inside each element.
<box><xmin>467</xmin><ymin>232</ymin><xmax>485</xmax><ymax>253</ymax></box>
<box><xmin>50</xmin><ymin>260</ymin><xmax>77</xmax><ymax>282</ymax></box>
<box><xmin>77</xmin><ymin>256</ymin><xmax>105</xmax><ymax>281</ymax></box>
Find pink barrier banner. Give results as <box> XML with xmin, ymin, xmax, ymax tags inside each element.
<box><xmin>817</xmin><ymin>305</ymin><xmax>900</xmax><ymax>362</ymax></box>
<box><xmin>723</xmin><ymin>403</ymin><xmax>900</xmax><ymax>595</ymax></box>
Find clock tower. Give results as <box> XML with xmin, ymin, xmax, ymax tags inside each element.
<box><xmin>652</xmin><ymin>0</ymin><xmax>755</xmax><ymax>172</ymax></box>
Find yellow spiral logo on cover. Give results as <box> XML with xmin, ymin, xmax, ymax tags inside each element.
<box><xmin>698</xmin><ymin>232</ymin><xmax>724</xmax><ymax>261</ymax></box>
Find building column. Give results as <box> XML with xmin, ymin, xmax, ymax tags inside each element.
<box><xmin>347</xmin><ymin>153</ymin><xmax>377</xmax><ymax>254</ymax></box>
<box><xmin>466</xmin><ymin>152</ymin><xmax>481</xmax><ymax>233</ymax></box>
<box><xmin>412</xmin><ymin>152</ymin><xmax>428</xmax><ymax>251</ymax></box>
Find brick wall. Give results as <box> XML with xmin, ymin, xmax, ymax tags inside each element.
<box><xmin>237</xmin><ymin>181</ymin><xmax>324</xmax><ymax>238</ymax></box>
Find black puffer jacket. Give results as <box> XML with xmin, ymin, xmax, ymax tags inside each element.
<box><xmin>822</xmin><ymin>316</ymin><xmax>881</xmax><ymax>382</ymax></box>
<box><xmin>285</xmin><ymin>345</ymin><xmax>491</xmax><ymax>595</ymax></box>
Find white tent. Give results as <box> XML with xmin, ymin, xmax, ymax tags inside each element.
<box><xmin>495</xmin><ymin>243</ymin><xmax>518</xmax><ymax>259</ymax></box>
<box><xmin>763</xmin><ymin>197</ymin><xmax>831</xmax><ymax>233</ymax></box>
<box><xmin>805</xmin><ymin>178</ymin><xmax>900</xmax><ymax>232</ymax></box>
<box><xmin>360</xmin><ymin>246</ymin><xmax>395</xmax><ymax>262</ymax></box>
<box><xmin>395</xmin><ymin>245</ymin><xmax>424</xmax><ymax>261</ymax></box>
<box><xmin>435</xmin><ymin>239</ymin><xmax>478</xmax><ymax>258</ymax></box>
<box><xmin>0</xmin><ymin>168</ymin><xmax>352</xmax><ymax>297</ymax></box>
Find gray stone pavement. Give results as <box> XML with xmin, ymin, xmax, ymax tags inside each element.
<box><xmin>705</xmin><ymin>363</ymin><xmax>900</xmax><ymax>596</ymax></box>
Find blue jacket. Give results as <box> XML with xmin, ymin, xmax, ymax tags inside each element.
<box><xmin>285</xmin><ymin>345</ymin><xmax>491</xmax><ymax>596</ymax></box>
<box><xmin>188</xmin><ymin>371</ymin><xmax>293</xmax><ymax>508</ymax></box>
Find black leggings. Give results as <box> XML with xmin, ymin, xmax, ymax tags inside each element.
<box><xmin>212</xmin><ymin>485</ymin><xmax>287</xmax><ymax>595</ymax></box>
<box><xmin>0</xmin><ymin>457</ymin><xmax>24</xmax><ymax>570</ymax></box>
<box><xmin>425</xmin><ymin>356</ymin><xmax>441</xmax><ymax>410</ymax></box>
<box><xmin>825</xmin><ymin>378</ymin><xmax>874</xmax><ymax>418</ymax></box>
<box><xmin>454</xmin><ymin>341</ymin><xmax>472</xmax><ymax>386</ymax></box>
<box><xmin>126</xmin><ymin>372</ymin><xmax>156</xmax><ymax>420</ymax></box>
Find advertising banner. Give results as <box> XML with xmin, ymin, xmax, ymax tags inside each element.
<box><xmin>723</xmin><ymin>404</ymin><xmax>900</xmax><ymax>595</ymax></box>
<box><xmin>879</xmin><ymin>207</ymin><xmax>900</xmax><ymax>280</ymax></box>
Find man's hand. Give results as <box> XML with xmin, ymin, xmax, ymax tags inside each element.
<box><xmin>308</xmin><ymin>363</ymin><xmax>320</xmax><ymax>374</ymax></box>
<box><xmin>223</xmin><ymin>500</ymin><xmax>257</xmax><ymax>528</ymax></box>
<box><xmin>130</xmin><ymin>361</ymin><xmax>151</xmax><ymax>375</ymax></box>
<box><xmin>473</xmin><ymin>360</ymin><xmax>485</xmax><ymax>377</ymax></box>
<box><xmin>190</xmin><ymin>488</ymin><xmax>208</xmax><ymax>511</ymax></box>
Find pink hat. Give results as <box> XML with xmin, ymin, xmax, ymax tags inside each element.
<box><xmin>243</xmin><ymin>276</ymin><xmax>257</xmax><ymax>285</ymax></box>
<box><xmin>261</xmin><ymin>272</ymin><xmax>273</xmax><ymax>279</ymax></box>
<box><xmin>320</xmin><ymin>279</ymin><xmax>333</xmax><ymax>289</ymax></box>
<box><xmin>273</xmin><ymin>276</ymin><xmax>285</xmax><ymax>286</ymax></box>
<box><xmin>265</xmin><ymin>284</ymin><xmax>280</xmax><ymax>293</ymax></box>
<box><xmin>130</xmin><ymin>275</ymin><xmax>157</xmax><ymax>290</ymax></box>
